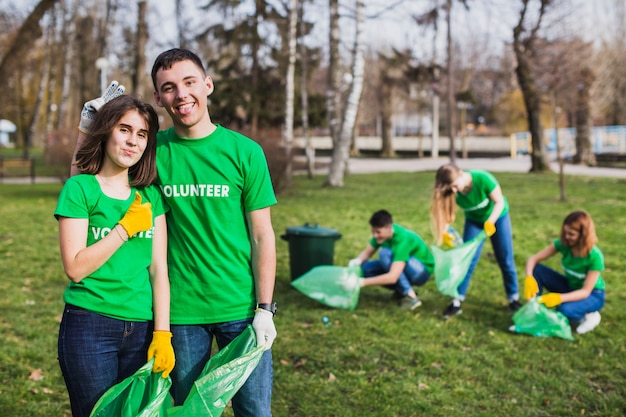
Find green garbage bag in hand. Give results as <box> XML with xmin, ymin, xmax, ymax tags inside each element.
<box><xmin>430</xmin><ymin>231</ymin><xmax>487</xmax><ymax>299</ymax></box>
<box><xmin>291</xmin><ymin>265</ymin><xmax>363</xmax><ymax>311</ymax></box>
<box><xmin>167</xmin><ymin>325</ymin><xmax>264</xmax><ymax>417</ymax></box>
<box><xmin>510</xmin><ymin>299</ymin><xmax>574</xmax><ymax>341</ymax></box>
<box><xmin>90</xmin><ymin>359</ymin><xmax>172</xmax><ymax>417</ymax></box>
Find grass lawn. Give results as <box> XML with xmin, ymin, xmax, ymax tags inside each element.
<box><xmin>1</xmin><ymin>170</ymin><xmax>625</xmax><ymax>416</ymax></box>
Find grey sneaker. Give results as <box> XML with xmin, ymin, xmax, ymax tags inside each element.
<box><xmin>576</xmin><ymin>311</ymin><xmax>601</xmax><ymax>334</ymax></box>
<box><xmin>443</xmin><ymin>302</ymin><xmax>462</xmax><ymax>319</ymax></box>
<box><xmin>509</xmin><ymin>300</ymin><xmax>522</xmax><ymax>312</ymax></box>
<box><xmin>400</xmin><ymin>295</ymin><xmax>422</xmax><ymax>310</ymax></box>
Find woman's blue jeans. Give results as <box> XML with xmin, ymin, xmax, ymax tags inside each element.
<box><xmin>171</xmin><ymin>318</ymin><xmax>273</xmax><ymax>417</ymax></box>
<box><xmin>458</xmin><ymin>213</ymin><xmax>519</xmax><ymax>301</ymax></box>
<box><xmin>532</xmin><ymin>263</ymin><xmax>605</xmax><ymax>321</ymax></box>
<box><xmin>361</xmin><ymin>247</ymin><xmax>431</xmax><ymax>296</ymax></box>
<box><xmin>57</xmin><ymin>304</ymin><xmax>151</xmax><ymax>417</ymax></box>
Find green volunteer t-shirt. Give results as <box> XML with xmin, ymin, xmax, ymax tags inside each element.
<box><xmin>456</xmin><ymin>170</ymin><xmax>509</xmax><ymax>223</ymax></box>
<box><xmin>156</xmin><ymin>125</ymin><xmax>277</xmax><ymax>325</ymax></box>
<box><xmin>369</xmin><ymin>224</ymin><xmax>435</xmax><ymax>274</ymax></box>
<box><xmin>553</xmin><ymin>239</ymin><xmax>605</xmax><ymax>291</ymax></box>
<box><xmin>54</xmin><ymin>174</ymin><xmax>166</xmax><ymax>321</ymax></box>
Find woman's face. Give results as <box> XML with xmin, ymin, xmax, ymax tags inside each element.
<box><xmin>450</xmin><ymin>172</ymin><xmax>469</xmax><ymax>194</ymax></box>
<box><xmin>104</xmin><ymin>110</ymin><xmax>149</xmax><ymax>170</ymax></box>
<box><xmin>562</xmin><ymin>223</ymin><xmax>581</xmax><ymax>247</ymax></box>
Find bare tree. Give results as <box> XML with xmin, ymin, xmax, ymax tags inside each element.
<box><xmin>131</xmin><ymin>0</ymin><xmax>148</xmax><ymax>96</ymax></box>
<box><xmin>513</xmin><ymin>0</ymin><xmax>553</xmax><ymax>172</ymax></box>
<box><xmin>298</xmin><ymin>1</ymin><xmax>315</xmax><ymax>179</ymax></box>
<box><xmin>282</xmin><ymin>0</ymin><xmax>298</xmax><ymax>187</ymax></box>
<box><xmin>325</xmin><ymin>0</ymin><xmax>365</xmax><ymax>187</ymax></box>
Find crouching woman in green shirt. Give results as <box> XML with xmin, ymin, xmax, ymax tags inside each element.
<box><xmin>56</xmin><ymin>93</ymin><xmax>174</xmax><ymax>417</ymax></box>
<box><xmin>524</xmin><ymin>210</ymin><xmax>605</xmax><ymax>335</ymax></box>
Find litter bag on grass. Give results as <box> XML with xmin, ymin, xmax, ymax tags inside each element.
<box><xmin>90</xmin><ymin>359</ymin><xmax>172</xmax><ymax>417</ymax></box>
<box><xmin>430</xmin><ymin>231</ymin><xmax>487</xmax><ymax>298</ymax></box>
<box><xmin>166</xmin><ymin>325</ymin><xmax>264</xmax><ymax>417</ymax></box>
<box><xmin>291</xmin><ymin>265</ymin><xmax>363</xmax><ymax>311</ymax></box>
<box><xmin>510</xmin><ymin>299</ymin><xmax>574</xmax><ymax>341</ymax></box>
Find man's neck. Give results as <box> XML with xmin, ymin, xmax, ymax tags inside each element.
<box><xmin>174</xmin><ymin>117</ymin><xmax>217</xmax><ymax>139</ymax></box>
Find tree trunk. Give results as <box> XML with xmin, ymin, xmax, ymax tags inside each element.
<box><xmin>282</xmin><ymin>0</ymin><xmax>298</xmax><ymax>188</ymax></box>
<box><xmin>512</xmin><ymin>0</ymin><xmax>552</xmax><ymax>173</ymax></box>
<box><xmin>326</xmin><ymin>0</ymin><xmax>341</xmax><ymax>144</ymax></box>
<box><xmin>573</xmin><ymin>67</ymin><xmax>596</xmax><ymax>166</ymax></box>
<box><xmin>298</xmin><ymin>2</ymin><xmax>315</xmax><ymax>179</ymax></box>
<box><xmin>445</xmin><ymin>0</ymin><xmax>457</xmax><ymax>163</ymax></box>
<box><xmin>380</xmin><ymin>79</ymin><xmax>396</xmax><ymax>157</ymax></box>
<box><xmin>131</xmin><ymin>0</ymin><xmax>148</xmax><ymax>96</ymax></box>
<box><xmin>325</xmin><ymin>0</ymin><xmax>365</xmax><ymax>187</ymax></box>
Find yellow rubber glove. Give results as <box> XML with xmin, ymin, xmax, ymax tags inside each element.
<box><xmin>523</xmin><ymin>275</ymin><xmax>539</xmax><ymax>300</ymax></box>
<box><xmin>538</xmin><ymin>293</ymin><xmax>562</xmax><ymax>308</ymax></box>
<box><xmin>442</xmin><ymin>232</ymin><xmax>455</xmax><ymax>248</ymax></box>
<box><xmin>147</xmin><ymin>331</ymin><xmax>175</xmax><ymax>378</ymax></box>
<box><xmin>483</xmin><ymin>221</ymin><xmax>495</xmax><ymax>237</ymax></box>
<box><xmin>118</xmin><ymin>192</ymin><xmax>152</xmax><ymax>238</ymax></box>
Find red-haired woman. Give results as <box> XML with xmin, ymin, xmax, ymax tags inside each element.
<box><xmin>524</xmin><ymin>210</ymin><xmax>605</xmax><ymax>334</ymax></box>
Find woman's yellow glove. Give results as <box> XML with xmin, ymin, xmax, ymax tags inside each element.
<box><xmin>118</xmin><ymin>192</ymin><xmax>152</xmax><ymax>238</ymax></box>
<box><xmin>147</xmin><ymin>331</ymin><xmax>175</xmax><ymax>378</ymax></box>
<box><xmin>523</xmin><ymin>275</ymin><xmax>539</xmax><ymax>300</ymax></box>
<box><xmin>484</xmin><ymin>221</ymin><xmax>496</xmax><ymax>237</ymax></box>
<box><xmin>538</xmin><ymin>293</ymin><xmax>562</xmax><ymax>308</ymax></box>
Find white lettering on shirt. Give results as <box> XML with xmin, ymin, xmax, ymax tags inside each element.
<box><xmin>161</xmin><ymin>184</ymin><xmax>230</xmax><ymax>198</ymax></box>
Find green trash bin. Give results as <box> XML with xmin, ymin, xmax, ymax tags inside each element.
<box><xmin>281</xmin><ymin>223</ymin><xmax>342</xmax><ymax>281</ymax></box>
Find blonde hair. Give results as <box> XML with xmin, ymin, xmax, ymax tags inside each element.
<box><xmin>430</xmin><ymin>164</ymin><xmax>463</xmax><ymax>244</ymax></box>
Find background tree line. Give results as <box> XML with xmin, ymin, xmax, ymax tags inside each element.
<box><xmin>0</xmin><ymin>0</ymin><xmax>625</xmax><ymax>186</ymax></box>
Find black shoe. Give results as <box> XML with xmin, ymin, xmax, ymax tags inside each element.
<box><xmin>443</xmin><ymin>302</ymin><xmax>462</xmax><ymax>319</ymax></box>
<box><xmin>509</xmin><ymin>300</ymin><xmax>522</xmax><ymax>312</ymax></box>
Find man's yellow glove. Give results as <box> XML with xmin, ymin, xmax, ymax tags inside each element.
<box><xmin>118</xmin><ymin>192</ymin><xmax>152</xmax><ymax>238</ymax></box>
<box><xmin>147</xmin><ymin>331</ymin><xmax>175</xmax><ymax>378</ymax></box>
<box><xmin>484</xmin><ymin>221</ymin><xmax>496</xmax><ymax>237</ymax></box>
<box><xmin>523</xmin><ymin>275</ymin><xmax>539</xmax><ymax>300</ymax></box>
<box><xmin>538</xmin><ymin>292</ymin><xmax>562</xmax><ymax>308</ymax></box>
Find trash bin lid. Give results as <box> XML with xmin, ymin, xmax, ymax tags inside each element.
<box><xmin>283</xmin><ymin>223</ymin><xmax>341</xmax><ymax>238</ymax></box>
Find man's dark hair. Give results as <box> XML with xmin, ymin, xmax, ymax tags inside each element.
<box><xmin>151</xmin><ymin>48</ymin><xmax>206</xmax><ymax>89</ymax></box>
<box><xmin>369</xmin><ymin>209</ymin><xmax>393</xmax><ymax>228</ymax></box>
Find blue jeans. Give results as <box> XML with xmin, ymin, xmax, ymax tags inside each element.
<box><xmin>458</xmin><ymin>214</ymin><xmax>519</xmax><ymax>301</ymax></box>
<box><xmin>361</xmin><ymin>247</ymin><xmax>431</xmax><ymax>296</ymax></box>
<box><xmin>171</xmin><ymin>318</ymin><xmax>273</xmax><ymax>417</ymax></box>
<box><xmin>532</xmin><ymin>264</ymin><xmax>605</xmax><ymax>321</ymax></box>
<box><xmin>57</xmin><ymin>304</ymin><xmax>151</xmax><ymax>417</ymax></box>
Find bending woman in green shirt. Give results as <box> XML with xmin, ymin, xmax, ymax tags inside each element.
<box><xmin>524</xmin><ymin>210</ymin><xmax>605</xmax><ymax>334</ymax></box>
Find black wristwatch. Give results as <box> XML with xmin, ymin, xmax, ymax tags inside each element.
<box><xmin>256</xmin><ymin>302</ymin><xmax>277</xmax><ymax>316</ymax></box>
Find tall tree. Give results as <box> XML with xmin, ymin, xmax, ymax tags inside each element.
<box><xmin>282</xmin><ymin>0</ymin><xmax>298</xmax><ymax>187</ymax></box>
<box><xmin>512</xmin><ymin>0</ymin><xmax>553</xmax><ymax>172</ymax></box>
<box><xmin>325</xmin><ymin>0</ymin><xmax>365</xmax><ymax>187</ymax></box>
<box><xmin>573</xmin><ymin>67</ymin><xmax>595</xmax><ymax>165</ymax></box>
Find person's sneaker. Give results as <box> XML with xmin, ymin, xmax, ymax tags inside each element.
<box><xmin>400</xmin><ymin>295</ymin><xmax>422</xmax><ymax>310</ymax></box>
<box><xmin>443</xmin><ymin>302</ymin><xmax>462</xmax><ymax>319</ymax></box>
<box><xmin>509</xmin><ymin>300</ymin><xmax>522</xmax><ymax>312</ymax></box>
<box><xmin>576</xmin><ymin>311</ymin><xmax>601</xmax><ymax>334</ymax></box>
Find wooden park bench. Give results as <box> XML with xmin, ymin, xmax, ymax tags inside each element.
<box><xmin>0</xmin><ymin>157</ymin><xmax>35</xmax><ymax>184</ymax></box>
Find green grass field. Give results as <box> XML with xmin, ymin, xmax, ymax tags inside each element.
<box><xmin>1</xmin><ymin>170</ymin><xmax>624</xmax><ymax>416</ymax></box>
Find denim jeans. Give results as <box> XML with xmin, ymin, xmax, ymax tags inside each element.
<box><xmin>171</xmin><ymin>318</ymin><xmax>273</xmax><ymax>417</ymax></box>
<box><xmin>532</xmin><ymin>263</ymin><xmax>605</xmax><ymax>321</ymax></box>
<box><xmin>361</xmin><ymin>247</ymin><xmax>431</xmax><ymax>296</ymax></box>
<box><xmin>457</xmin><ymin>213</ymin><xmax>519</xmax><ymax>301</ymax></box>
<box><xmin>57</xmin><ymin>304</ymin><xmax>151</xmax><ymax>417</ymax></box>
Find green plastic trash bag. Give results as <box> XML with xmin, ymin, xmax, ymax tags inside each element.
<box><xmin>90</xmin><ymin>359</ymin><xmax>172</xmax><ymax>417</ymax></box>
<box><xmin>510</xmin><ymin>299</ymin><xmax>574</xmax><ymax>341</ymax></box>
<box><xmin>167</xmin><ymin>325</ymin><xmax>264</xmax><ymax>417</ymax></box>
<box><xmin>430</xmin><ymin>231</ymin><xmax>487</xmax><ymax>299</ymax></box>
<box><xmin>291</xmin><ymin>265</ymin><xmax>363</xmax><ymax>311</ymax></box>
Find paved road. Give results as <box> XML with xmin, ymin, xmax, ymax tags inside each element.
<box><xmin>312</xmin><ymin>155</ymin><xmax>626</xmax><ymax>178</ymax></box>
<box><xmin>2</xmin><ymin>155</ymin><xmax>625</xmax><ymax>184</ymax></box>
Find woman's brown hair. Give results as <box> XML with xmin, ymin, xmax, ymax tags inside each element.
<box><xmin>560</xmin><ymin>210</ymin><xmax>598</xmax><ymax>256</ymax></box>
<box><xmin>74</xmin><ymin>95</ymin><xmax>159</xmax><ymax>187</ymax></box>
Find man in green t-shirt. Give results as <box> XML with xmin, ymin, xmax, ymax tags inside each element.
<box><xmin>349</xmin><ymin>210</ymin><xmax>434</xmax><ymax>310</ymax></box>
<box><xmin>150</xmin><ymin>48</ymin><xmax>276</xmax><ymax>416</ymax></box>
